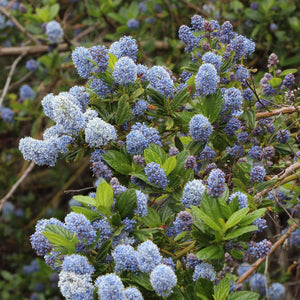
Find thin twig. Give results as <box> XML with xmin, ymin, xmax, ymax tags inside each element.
<box><xmin>0</xmin><ymin>72</ymin><xmax>33</xmax><ymax>94</ymax></box>
<box><xmin>0</xmin><ymin>161</ymin><xmax>35</xmax><ymax>211</ymax></box>
<box><xmin>256</xmin><ymin>106</ymin><xmax>300</xmax><ymax>119</ymax></box>
<box><xmin>0</xmin><ymin>6</ymin><xmax>41</xmax><ymax>45</ymax></box>
<box><xmin>237</xmin><ymin>222</ymin><xmax>299</xmax><ymax>284</ymax></box>
<box><xmin>64</xmin><ymin>186</ymin><xmax>95</xmax><ymax>194</ymax></box>
<box><xmin>0</xmin><ymin>51</ymin><xmax>27</xmax><ymax>107</ymax></box>
<box><xmin>180</xmin><ymin>0</ymin><xmax>208</xmax><ymax>16</ymax></box>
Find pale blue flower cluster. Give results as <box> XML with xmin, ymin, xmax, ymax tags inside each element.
<box><xmin>113</xmin><ymin>56</ymin><xmax>137</xmax><ymax>85</ymax></box>
<box><xmin>144</xmin><ymin>162</ymin><xmax>168</xmax><ymax>189</ymax></box>
<box><xmin>112</xmin><ymin>244</ymin><xmax>139</xmax><ymax>273</ymax></box>
<box><xmin>250</xmin><ymin>273</ymin><xmax>268</xmax><ymax>296</ymax></box>
<box><xmin>207</xmin><ymin>168</ymin><xmax>226</xmax><ymax>197</ymax></box>
<box><xmin>276</xmin><ymin>129</ymin><xmax>290</xmax><ymax>144</ymax></box>
<box><xmin>181</xmin><ymin>179</ymin><xmax>206</xmax><ymax>208</ymax></box>
<box><xmin>250</xmin><ymin>165</ymin><xmax>266</xmax><ymax>183</ymax></box>
<box><xmin>195</xmin><ymin>63</ymin><xmax>219</xmax><ymax>96</ymax></box>
<box><xmin>268</xmin><ymin>283</ymin><xmax>286</xmax><ymax>300</ymax></box>
<box><xmin>136</xmin><ymin>64</ymin><xmax>148</xmax><ymax>82</ymax></box>
<box><xmin>46</xmin><ymin>21</ymin><xmax>63</xmax><ymax>44</ymax></box>
<box><xmin>64</xmin><ymin>212</ymin><xmax>97</xmax><ymax>249</ymax></box>
<box><xmin>25</xmin><ymin>59</ymin><xmax>39</xmax><ymax>72</ymax></box>
<box><xmin>224</xmin><ymin>117</ymin><xmax>241</xmax><ymax>136</ymax></box>
<box><xmin>202</xmin><ymin>52</ymin><xmax>223</xmax><ymax>71</ymax></box>
<box><xmin>221</xmin><ymin>87</ymin><xmax>243</xmax><ymax>117</ymax></box>
<box><xmin>131</xmin><ymin>100</ymin><xmax>148</xmax><ymax>117</ymax></box>
<box><xmin>247</xmin><ymin>239</ymin><xmax>272</xmax><ymax>259</ymax></box>
<box><xmin>189</xmin><ymin>114</ymin><xmax>213</xmax><ymax>143</ymax></box>
<box><xmin>61</xmin><ymin>254</ymin><xmax>95</xmax><ymax>275</ymax></box>
<box><xmin>147</xmin><ymin>66</ymin><xmax>175</xmax><ymax>98</ymax></box>
<box><xmin>95</xmin><ymin>273</ymin><xmax>126</xmax><ymax>300</ymax></box>
<box><xmin>127</xmin><ymin>19</ymin><xmax>139</xmax><ymax>30</ymax></box>
<box><xmin>192</xmin><ymin>262</ymin><xmax>216</xmax><ymax>281</ymax></box>
<box><xmin>0</xmin><ymin>107</ymin><xmax>14</xmax><ymax>123</ymax></box>
<box><xmin>178</xmin><ymin>25</ymin><xmax>200</xmax><ymax>53</ymax></box>
<box><xmin>137</xmin><ymin>240</ymin><xmax>162</xmax><ymax>273</ymax></box>
<box><xmin>85</xmin><ymin>117</ymin><xmax>117</xmax><ymax>148</ymax></box>
<box><xmin>72</xmin><ymin>47</ymin><xmax>94</xmax><ymax>79</ymax></box>
<box><xmin>227</xmin><ymin>34</ymin><xmax>255</xmax><ymax>59</ymax></box>
<box><xmin>135</xmin><ymin>190</ymin><xmax>148</xmax><ymax>217</ymax></box>
<box><xmin>92</xmin><ymin>218</ymin><xmax>113</xmax><ymax>248</ymax></box>
<box><xmin>90</xmin><ymin>78</ymin><xmax>110</xmax><ymax>99</ymax></box>
<box><xmin>20</xmin><ymin>84</ymin><xmax>35</xmax><ymax>101</ymax></box>
<box><xmin>199</xmin><ymin>145</ymin><xmax>216</xmax><ymax>162</ymax></box>
<box><xmin>150</xmin><ymin>264</ymin><xmax>177</xmax><ymax>297</ymax></box>
<box><xmin>126</xmin><ymin>123</ymin><xmax>161</xmax><ymax>154</ymax></box>
<box><xmin>125</xmin><ymin>287</ymin><xmax>143</xmax><ymax>300</ymax></box>
<box><xmin>109</xmin><ymin>36</ymin><xmax>138</xmax><ymax>61</ymax></box>
<box><xmin>89</xmin><ymin>45</ymin><xmax>109</xmax><ymax>73</ymax></box>
<box><xmin>58</xmin><ymin>271</ymin><xmax>94</xmax><ymax>300</ymax></box>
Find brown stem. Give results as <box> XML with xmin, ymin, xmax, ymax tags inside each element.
<box><xmin>0</xmin><ymin>6</ymin><xmax>41</xmax><ymax>45</ymax></box>
<box><xmin>237</xmin><ymin>222</ymin><xmax>299</xmax><ymax>284</ymax></box>
<box><xmin>256</xmin><ymin>106</ymin><xmax>300</xmax><ymax>120</ymax></box>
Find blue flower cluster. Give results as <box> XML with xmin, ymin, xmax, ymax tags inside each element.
<box><xmin>150</xmin><ymin>264</ymin><xmax>177</xmax><ymax>297</ymax></box>
<box><xmin>189</xmin><ymin>114</ymin><xmax>213</xmax><ymax>143</ymax></box>
<box><xmin>207</xmin><ymin>169</ymin><xmax>226</xmax><ymax>197</ymax></box>
<box><xmin>195</xmin><ymin>63</ymin><xmax>220</xmax><ymax>96</ymax></box>
<box><xmin>109</xmin><ymin>36</ymin><xmax>138</xmax><ymax>62</ymax></box>
<box><xmin>112</xmin><ymin>244</ymin><xmax>139</xmax><ymax>273</ymax></box>
<box><xmin>46</xmin><ymin>21</ymin><xmax>63</xmax><ymax>44</ymax></box>
<box><xmin>126</xmin><ymin>122</ymin><xmax>161</xmax><ymax>155</ymax></box>
<box><xmin>113</xmin><ymin>56</ymin><xmax>137</xmax><ymax>85</ymax></box>
<box><xmin>250</xmin><ymin>166</ymin><xmax>266</xmax><ymax>183</ymax></box>
<box><xmin>181</xmin><ymin>179</ymin><xmax>206</xmax><ymax>208</ymax></box>
<box><xmin>137</xmin><ymin>240</ymin><xmax>162</xmax><ymax>273</ymax></box>
<box><xmin>192</xmin><ymin>263</ymin><xmax>216</xmax><ymax>282</ymax></box>
<box><xmin>229</xmin><ymin>191</ymin><xmax>248</xmax><ymax>209</ymax></box>
<box><xmin>246</xmin><ymin>239</ymin><xmax>272</xmax><ymax>259</ymax></box>
<box><xmin>20</xmin><ymin>84</ymin><xmax>35</xmax><ymax>101</ymax></box>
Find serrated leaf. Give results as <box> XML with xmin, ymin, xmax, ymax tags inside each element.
<box><xmin>42</xmin><ymin>231</ymin><xmax>76</xmax><ymax>251</ymax></box>
<box><xmin>71</xmin><ymin>206</ymin><xmax>101</xmax><ymax>221</ymax></box>
<box><xmin>45</xmin><ymin>225</ymin><xmax>73</xmax><ymax>240</ymax></box>
<box><xmin>171</xmin><ymin>86</ymin><xmax>190</xmax><ymax>111</ymax></box>
<box><xmin>115</xmin><ymin>189</ymin><xmax>137</xmax><ymax>219</ymax></box>
<box><xmin>102</xmin><ymin>150</ymin><xmax>132</xmax><ymax>175</ymax></box>
<box><xmin>174</xmin><ymin>230</ymin><xmax>188</xmax><ymax>241</ymax></box>
<box><xmin>243</xmin><ymin>109</ymin><xmax>256</xmax><ymax>129</ymax></box>
<box><xmin>225</xmin><ymin>225</ymin><xmax>258</xmax><ymax>240</ymax></box>
<box><xmin>269</xmin><ymin>77</ymin><xmax>282</xmax><ymax>88</ymax></box>
<box><xmin>195</xmin><ymin>278</ymin><xmax>214</xmax><ymax>300</ymax></box>
<box><xmin>96</xmin><ymin>180</ymin><xmax>114</xmax><ymax>212</ymax></box>
<box><xmin>190</xmin><ymin>206</ymin><xmax>222</xmax><ymax>231</ymax></box>
<box><xmin>147</xmin><ymin>88</ymin><xmax>165</xmax><ymax>107</ymax></box>
<box><xmin>225</xmin><ymin>207</ymin><xmax>249</xmax><ymax>230</ymax></box>
<box><xmin>115</xmin><ymin>95</ymin><xmax>130</xmax><ymax>125</ymax></box>
<box><xmin>95</xmin><ymin>239</ymin><xmax>112</xmax><ymax>262</ymax></box>
<box><xmin>255</xmin><ymin>179</ymin><xmax>277</xmax><ymax>192</ymax></box>
<box><xmin>108</xmin><ymin>53</ymin><xmax>118</xmax><ymax>70</ymax></box>
<box><xmin>196</xmin><ymin>245</ymin><xmax>224</xmax><ymax>260</ymax></box>
<box><xmin>144</xmin><ymin>149</ymin><xmax>162</xmax><ymax>165</ymax></box>
<box><xmin>141</xmin><ymin>207</ymin><xmax>161</xmax><ymax>227</ymax></box>
<box><xmin>239</xmin><ymin>208</ymin><xmax>267</xmax><ymax>226</ymax></box>
<box><xmin>162</xmin><ymin>156</ymin><xmax>177</xmax><ymax>175</ymax></box>
<box><xmin>230</xmin><ymin>248</ymin><xmax>244</xmax><ymax>259</ymax></box>
<box><xmin>214</xmin><ymin>277</ymin><xmax>230</xmax><ymax>300</ymax></box>
<box><xmin>73</xmin><ymin>195</ymin><xmax>96</xmax><ymax>207</ymax></box>
<box><xmin>227</xmin><ymin>291</ymin><xmax>259</xmax><ymax>300</ymax></box>
<box><xmin>280</xmin><ymin>69</ymin><xmax>297</xmax><ymax>76</ymax></box>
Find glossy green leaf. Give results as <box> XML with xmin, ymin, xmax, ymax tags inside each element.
<box><xmin>225</xmin><ymin>207</ymin><xmax>249</xmax><ymax>230</ymax></box>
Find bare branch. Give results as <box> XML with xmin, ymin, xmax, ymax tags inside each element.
<box><xmin>0</xmin><ymin>51</ymin><xmax>27</xmax><ymax>107</ymax></box>
<box><xmin>0</xmin><ymin>161</ymin><xmax>35</xmax><ymax>211</ymax></box>
<box><xmin>237</xmin><ymin>222</ymin><xmax>299</xmax><ymax>284</ymax></box>
<box><xmin>256</xmin><ymin>106</ymin><xmax>300</xmax><ymax>119</ymax></box>
<box><xmin>0</xmin><ymin>6</ymin><xmax>41</xmax><ymax>45</ymax></box>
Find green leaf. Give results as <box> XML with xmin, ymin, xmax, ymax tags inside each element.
<box><xmin>171</xmin><ymin>86</ymin><xmax>190</xmax><ymax>111</ymax></box>
<box><xmin>115</xmin><ymin>189</ymin><xmax>137</xmax><ymax>219</ymax></box>
<box><xmin>227</xmin><ymin>291</ymin><xmax>259</xmax><ymax>300</ymax></box>
<box><xmin>196</xmin><ymin>245</ymin><xmax>224</xmax><ymax>260</ymax></box>
<box><xmin>128</xmin><ymin>273</ymin><xmax>153</xmax><ymax>291</ymax></box>
<box><xmin>214</xmin><ymin>277</ymin><xmax>230</xmax><ymax>300</ymax></box>
<box><xmin>42</xmin><ymin>231</ymin><xmax>76</xmax><ymax>251</ymax></box>
<box><xmin>200</xmin><ymin>90</ymin><xmax>223</xmax><ymax>123</ymax></box>
<box><xmin>141</xmin><ymin>207</ymin><xmax>161</xmax><ymax>227</ymax></box>
<box><xmin>217</xmin><ymin>198</ymin><xmax>232</xmax><ymax>220</ymax></box>
<box><xmin>175</xmin><ymin>136</ymin><xmax>184</xmax><ymax>151</ymax></box>
<box><xmin>269</xmin><ymin>77</ymin><xmax>282</xmax><ymax>88</ymax></box>
<box><xmin>239</xmin><ymin>208</ymin><xmax>267</xmax><ymax>226</ymax></box>
<box><xmin>102</xmin><ymin>150</ymin><xmax>132</xmax><ymax>175</ymax></box>
<box><xmin>190</xmin><ymin>206</ymin><xmax>222</xmax><ymax>231</ymax></box>
<box><xmin>225</xmin><ymin>225</ymin><xmax>258</xmax><ymax>240</ymax></box>
<box><xmin>243</xmin><ymin>109</ymin><xmax>256</xmax><ymax>129</ymax></box>
<box><xmin>108</xmin><ymin>53</ymin><xmax>118</xmax><ymax>70</ymax></box>
<box><xmin>95</xmin><ymin>239</ymin><xmax>112</xmax><ymax>262</ymax></box>
<box><xmin>96</xmin><ymin>180</ymin><xmax>114</xmax><ymax>212</ymax></box>
<box><xmin>36</xmin><ymin>7</ymin><xmax>50</xmax><ymax>22</ymax></box>
<box><xmin>230</xmin><ymin>248</ymin><xmax>244</xmax><ymax>259</ymax></box>
<box><xmin>131</xmin><ymin>88</ymin><xmax>144</xmax><ymax>99</ymax></box>
<box><xmin>280</xmin><ymin>68</ymin><xmax>298</xmax><ymax>76</ymax></box>
<box><xmin>225</xmin><ymin>207</ymin><xmax>249</xmax><ymax>230</ymax></box>
<box><xmin>71</xmin><ymin>206</ymin><xmax>101</xmax><ymax>221</ymax></box>
<box><xmin>115</xmin><ymin>95</ymin><xmax>130</xmax><ymax>125</ymax></box>
<box><xmin>144</xmin><ymin>149</ymin><xmax>162</xmax><ymax>165</ymax></box>
<box><xmin>147</xmin><ymin>88</ymin><xmax>165</xmax><ymax>107</ymax></box>
<box><xmin>72</xmin><ymin>195</ymin><xmax>96</xmax><ymax>207</ymax></box>
<box><xmin>255</xmin><ymin>179</ymin><xmax>277</xmax><ymax>193</ymax></box>
<box><xmin>49</xmin><ymin>4</ymin><xmax>60</xmax><ymax>19</ymax></box>
<box><xmin>133</xmin><ymin>228</ymin><xmax>153</xmax><ymax>241</ymax></box>
<box><xmin>147</xmin><ymin>144</ymin><xmax>168</xmax><ymax>163</ymax></box>
<box><xmin>162</xmin><ymin>156</ymin><xmax>177</xmax><ymax>175</ymax></box>
<box><xmin>195</xmin><ymin>278</ymin><xmax>214</xmax><ymax>300</ymax></box>
<box><xmin>174</xmin><ymin>231</ymin><xmax>188</xmax><ymax>241</ymax></box>
<box><xmin>45</xmin><ymin>225</ymin><xmax>73</xmax><ymax>240</ymax></box>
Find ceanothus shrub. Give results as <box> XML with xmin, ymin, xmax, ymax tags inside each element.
<box><xmin>20</xmin><ymin>14</ymin><xmax>299</xmax><ymax>300</ymax></box>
